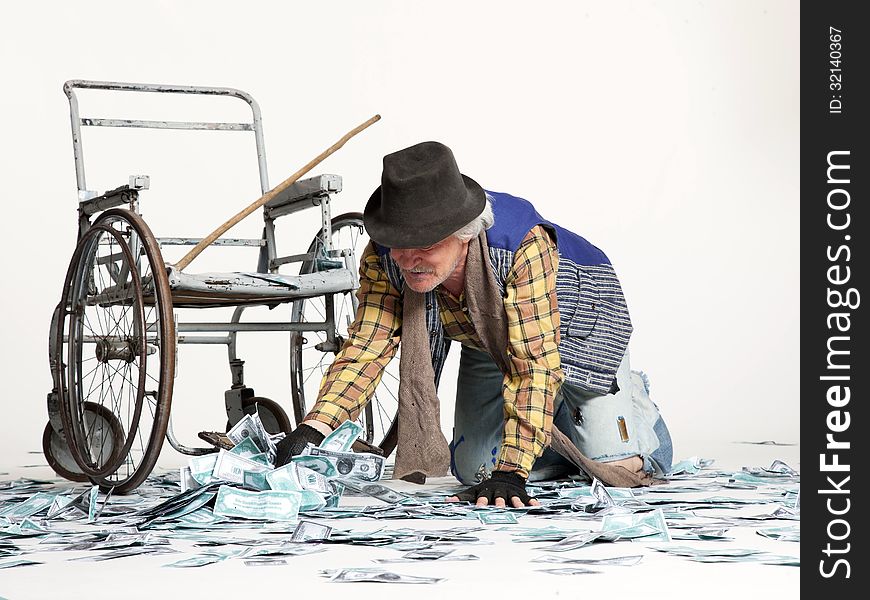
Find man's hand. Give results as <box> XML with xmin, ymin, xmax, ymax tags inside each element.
<box><xmin>274</xmin><ymin>423</ymin><xmax>325</xmax><ymax>467</ymax></box>
<box><xmin>444</xmin><ymin>471</ymin><xmax>540</xmax><ymax>507</ymax></box>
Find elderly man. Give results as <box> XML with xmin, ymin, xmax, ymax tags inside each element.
<box><xmin>276</xmin><ymin>141</ymin><xmax>672</xmax><ymax>506</ymax></box>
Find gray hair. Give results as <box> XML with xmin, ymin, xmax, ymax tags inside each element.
<box><xmin>452</xmin><ymin>194</ymin><xmax>494</xmax><ymax>242</ymax></box>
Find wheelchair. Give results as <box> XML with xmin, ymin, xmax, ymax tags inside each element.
<box><xmin>44</xmin><ymin>80</ymin><xmax>398</xmax><ymax>493</ymax></box>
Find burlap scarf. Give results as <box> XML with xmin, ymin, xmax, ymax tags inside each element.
<box><xmin>394</xmin><ymin>232</ymin><xmax>655</xmax><ymax>488</ymax></box>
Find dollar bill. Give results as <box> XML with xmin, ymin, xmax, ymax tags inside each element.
<box><xmin>299</xmin><ymin>490</ymin><xmax>328</xmax><ymax>512</ymax></box>
<box><xmin>213</xmin><ymin>486</ymin><xmax>301</xmax><ymax>521</ymax></box>
<box><xmin>382</xmin><ymin>541</ymin><xmax>436</xmax><ymax>552</ymax></box>
<box><xmin>590</xmin><ymin>478</ymin><xmax>616</xmax><ymax>509</ymax></box>
<box><xmin>757</xmin><ymin>555</ymin><xmax>800</xmax><ymax>566</ymax></box>
<box><xmin>654</xmin><ymin>546</ymin><xmax>767</xmax><ymax>559</ymax></box>
<box><xmin>540</xmin><ymin>530</ymin><xmax>604</xmax><ymax>552</ymax></box>
<box><xmin>336</xmin><ymin>478</ymin><xmax>414</xmax><ymax>504</ymax></box>
<box><xmin>136</xmin><ymin>484</ymin><xmax>219</xmax><ymax>520</ymax></box>
<box><xmin>0</xmin><ymin>492</ymin><xmax>57</xmax><ymax>519</ymax></box>
<box><xmin>476</xmin><ymin>511</ymin><xmax>518</xmax><ymax>524</ymax></box>
<box><xmin>264</xmin><ymin>466</ymin><xmax>327</xmax><ymax>511</ymax></box>
<box><xmin>249</xmin><ymin>453</ymin><xmax>271</xmax><ymax>466</ymax></box>
<box><xmin>164</xmin><ymin>554</ymin><xmax>226</xmax><ymax>568</ymax></box>
<box><xmin>247</xmin><ymin>542</ymin><xmax>327</xmax><ymax>557</ymax></box>
<box><xmin>557</xmin><ymin>486</ymin><xmax>635</xmax><ymax>500</ymax></box>
<box><xmin>766</xmin><ymin>459</ymin><xmax>799</xmax><ymax>475</ymax></box>
<box><xmin>402</xmin><ymin>548</ymin><xmax>454</xmax><ymax>560</ymax></box>
<box><xmin>319</xmin><ymin>420</ymin><xmax>363</xmax><ymax>452</ymax></box>
<box><xmin>295</xmin><ymin>465</ymin><xmax>332</xmax><ymax>495</ymax></box>
<box><xmin>325</xmin><ymin>482</ymin><xmax>344</xmax><ymax>508</ymax></box>
<box><xmin>227</xmin><ymin>414</ymin><xmax>270</xmax><ymax>455</ymax></box>
<box><xmin>87</xmin><ymin>486</ymin><xmax>100</xmax><ymax>523</ymax></box>
<box><xmin>252</xmin><ymin>411</ymin><xmax>278</xmax><ymax>463</ymax></box>
<box><xmin>0</xmin><ymin>559</ymin><xmax>44</xmax><ymax>569</ymax></box>
<box><xmin>601</xmin><ymin>508</ymin><xmax>670</xmax><ymax>542</ymax></box>
<box><xmin>212</xmin><ymin>450</ymin><xmax>270</xmax><ymax>485</ymax></box>
<box><xmin>536</xmin><ymin>568</ymin><xmax>601</xmax><ymax>575</ymax></box>
<box><xmin>266</xmin><ymin>463</ymin><xmax>303</xmax><ymax>491</ymax></box>
<box><xmin>291</xmin><ymin>520</ymin><xmax>333</xmax><ymax>542</ymax></box>
<box><xmin>668</xmin><ymin>456</ymin><xmax>714</xmax><ymax>476</ymax></box>
<box><xmin>306</xmin><ymin>446</ymin><xmax>384</xmax><ymax>482</ymax></box>
<box><xmin>46</xmin><ymin>494</ymin><xmax>76</xmax><ymax>520</ymax></box>
<box><xmin>173</xmin><ymin>508</ymin><xmax>227</xmax><ymax>527</ymax></box>
<box><xmin>242</xmin><ymin>470</ymin><xmax>270</xmax><ymax>491</ymax></box>
<box><xmin>506</xmin><ymin>527</ymin><xmax>575</xmax><ymax>542</ymax></box>
<box><xmin>244</xmin><ymin>558</ymin><xmax>287</xmax><ymax>566</ymax></box>
<box><xmin>151</xmin><ymin>492</ymin><xmax>217</xmax><ymax>523</ymax></box>
<box><xmin>671</xmin><ymin>528</ymin><xmax>733</xmax><ymax>541</ymax></box>
<box><xmin>742</xmin><ymin>460</ymin><xmax>798</xmax><ymax>478</ymax></box>
<box><xmin>401</xmin><ymin>549</ymin><xmax>478</xmax><ymax>561</ymax></box>
<box><xmin>229</xmin><ymin>437</ymin><xmax>262</xmax><ymax>460</ymax></box>
<box><xmin>180</xmin><ymin>466</ymin><xmax>200</xmax><ymax>492</ymax></box>
<box><xmin>376</xmin><ymin>554</ymin><xmax>480</xmax><ymax>563</ymax></box>
<box><xmin>45</xmin><ymin>488</ymin><xmax>91</xmax><ymax>520</ymax></box>
<box><xmin>756</xmin><ymin>526</ymin><xmax>800</xmax><ymax>542</ymax></box>
<box><xmin>532</xmin><ymin>554</ymin><xmax>644</xmax><ymax>566</ymax></box>
<box><xmin>291</xmin><ymin>455</ymin><xmax>338</xmax><ymax>478</ymax></box>
<box><xmin>188</xmin><ymin>454</ymin><xmax>219</xmax><ymax>485</ymax></box>
<box><xmin>324</xmin><ymin>568</ymin><xmax>444</xmax><ymax>584</ymax></box>
<box><xmin>71</xmin><ymin>546</ymin><xmax>179</xmax><ymax>561</ymax></box>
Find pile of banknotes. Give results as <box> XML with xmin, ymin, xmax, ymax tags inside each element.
<box><xmin>180</xmin><ymin>415</ymin><xmax>392</xmax><ymax>522</ymax></box>
<box><xmin>0</xmin><ymin>428</ymin><xmax>801</xmax><ymax>580</ymax></box>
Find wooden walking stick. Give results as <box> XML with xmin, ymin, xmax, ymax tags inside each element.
<box><xmin>173</xmin><ymin>114</ymin><xmax>381</xmax><ymax>272</ymax></box>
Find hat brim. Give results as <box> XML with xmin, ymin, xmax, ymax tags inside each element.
<box><xmin>363</xmin><ymin>174</ymin><xmax>485</xmax><ymax>249</ymax></box>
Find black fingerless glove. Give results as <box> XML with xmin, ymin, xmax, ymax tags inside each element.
<box><xmin>274</xmin><ymin>423</ymin><xmax>325</xmax><ymax>467</ymax></box>
<box><xmin>454</xmin><ymin>471</ymin><xmax>533</xmax><ymax>504</ymax></box>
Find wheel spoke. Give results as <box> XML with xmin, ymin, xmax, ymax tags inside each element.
<box><xmin>79</xmin><ymin>361</ymin><xmax>105</xmax><ymax>404</ymax></box>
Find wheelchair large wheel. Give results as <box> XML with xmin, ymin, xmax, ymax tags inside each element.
<box><xmin>55</xmin><ymin>208</ymin><xmax>175</xmax><ymax>493</ymax></box>
<box><xmin>290</xmin><ymin>212</ymin><xmax>399</xmax><ymax>455</ymax></box>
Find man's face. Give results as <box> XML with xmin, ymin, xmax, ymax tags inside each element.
<box><xmin>390</xmin><ymin>236</ymin><xmax>468</xmax><ymax>293</ymax></box>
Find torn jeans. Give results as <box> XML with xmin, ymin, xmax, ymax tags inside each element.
<box><xmin>450</xmin><ymin>345</ymin><xmax>673</xmax><ymax>485</ymax></box>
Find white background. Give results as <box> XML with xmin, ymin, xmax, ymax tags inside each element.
<box><xmin>0</xmin><ymin>0</ymin><xmax>799</xmax><ymax>471</ymax></box>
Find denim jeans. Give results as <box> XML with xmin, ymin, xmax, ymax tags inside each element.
<box><xmin>449</xmin><ymin>345</ymin><xmax>673</xmax><ymax>485</ymax></box>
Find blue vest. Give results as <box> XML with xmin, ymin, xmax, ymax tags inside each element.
<box><xmin>375</xmin><ymin>191</ymin><xmax>632</xmax><ymax>394</ymax></box>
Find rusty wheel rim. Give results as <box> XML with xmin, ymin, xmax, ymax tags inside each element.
<box><xmin>55</xmin><ymin>209</ymin><xmax>175</xmax><ymax>493</ymax></box>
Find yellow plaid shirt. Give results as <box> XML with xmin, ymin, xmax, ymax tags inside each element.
<box><xmin>306</xmin><ymin>225</ymin><xmax>564</xmax><ymax>478</ymax></box>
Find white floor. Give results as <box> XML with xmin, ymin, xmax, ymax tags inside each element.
<box><xmin>1</xmin><ymin>441</ymin><xmax>799</xmax><ymax>600</ymax></box>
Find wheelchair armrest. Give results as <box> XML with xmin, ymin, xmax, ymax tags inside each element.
<box><xmin>264</xmin><ymin>174</ymin><xmax>342</xmax><ymax>219</ymax></box>
<box><xmin>79</xmin><ymin>185</ymin><xmax>138</xmax><ymax>217</ymax></box>
<box><xmin>79</xmin><ymin>176</ymin><xmax>150</xmax><ymax>217</ymax></box>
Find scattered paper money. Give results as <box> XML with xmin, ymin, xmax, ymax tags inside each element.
<box><xmin>292</xmin><ymin>455</ymin><xmax>338</xmax><ymax>478</ymax></box>
<box><xmin>213</xmin><ymin>486</ymin><xmax>301</xmax><ymax>521</ymax></box>
<box><xmin>212</xmin><ymin>450</ymin><xmax>270</xmax><ymax>485</ymax></box>
<box><xmin>291</xmin><ymin>520</ymin><xmax>333</xmax><ymax>542</ymax></box>
<box><xmin>536</xmin><ymin>567</ymin><xmax>601</xmax><ymax>575</ymax></box>
<box><xmin>532</xmin><ymin>554</ymin><xmax>643</xmax><ymax>566</ymax></box>
<box><xmin>306</xmin><ymin>446</ymin><xmax>385</xmax><ymax>482</ymax></box>
<box><xmin>0</xmin><ymin>453</ymin><xmax>801</xmax><ymax>575</ymax></box>
<box><xmin>244</xmin><ymin>557</ymin><xmax>288</xmax><ymax>566</ymax></box>
<box><xmin>476</xmin><ymin>511</ymin><xmax>519</xmax><ymax>524</ymax></box>
<box><xmin>337</xmin><ymin>478</ymin><xmax>414</xmax><ymax>504</ymax></box>
<box><xmin>319</xmin><ymin>420</ymin><xmax>364</xmax><ymax>452</ymax></box>
<box><xmin>323</xmin><ymin>568</ymin><xmax>444</xmax><ymax>584</ymax></box>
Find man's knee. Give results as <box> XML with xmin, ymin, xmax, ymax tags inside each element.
<box><xmin>450</xmin><ymin>434</ymin><xmax>499</xmax><ymax>485</ymax></box>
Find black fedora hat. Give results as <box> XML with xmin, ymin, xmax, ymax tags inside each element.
<box><xmin>364</xmin><ymin>141</ymin><xmax>485</xmax><ymax>249</ymax></box>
